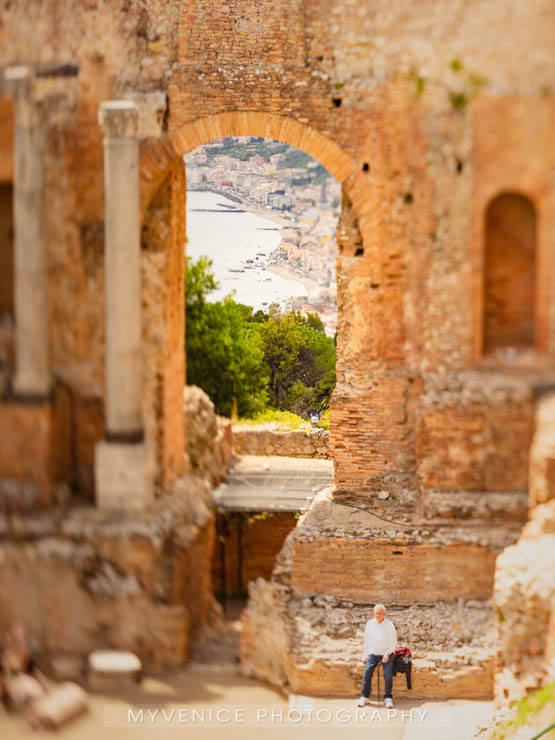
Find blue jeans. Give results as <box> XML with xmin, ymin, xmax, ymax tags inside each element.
<box><xmin>361</xmin><ymin>653</ymin><xmax>393</xmax><ymax>699</ymax></box>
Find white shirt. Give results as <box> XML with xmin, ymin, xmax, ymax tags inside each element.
<box><xmin>363</xmin><ymin>617</ymin><xmax>397</xmax><ymax>658</ymax></box>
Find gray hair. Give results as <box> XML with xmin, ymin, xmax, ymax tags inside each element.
<box><xmin>373</xmin><ymin>603</ymin><xmax>386</xmax><ymax>613</ymax></box>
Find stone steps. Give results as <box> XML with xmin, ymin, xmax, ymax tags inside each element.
<box><xmin>212</xmin><ymin>455</ymin><xmax>334</xmax><ymax>512</ymax></box>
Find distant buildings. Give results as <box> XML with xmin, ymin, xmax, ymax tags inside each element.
<box><xmin>185</xmin><ymin>138</ymin><xmax>339</xmax><ymax>335</ymax></box>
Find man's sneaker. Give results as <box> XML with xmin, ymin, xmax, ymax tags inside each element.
<box><xmin>384</xmin><ymin>697</ymin><xmax>394</xmax><ymax>708</ymax></box>
<box><xmin>357</xmin><ymin>696</ymin><xmax>367</xmax><ymax>707</ymax></box>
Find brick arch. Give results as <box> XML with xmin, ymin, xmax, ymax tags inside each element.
<box><xmin>140</xmin><ymin>110</ymin><xmax>359</xmax><ymax>212</ymax></box>
<box><xmin>138</xmin><ymin>110</ymin><xmax>370</xmax><ymax>491</ymax></box>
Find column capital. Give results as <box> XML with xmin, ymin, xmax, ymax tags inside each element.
<box><xmin>3</xmin><ymin>67</ymin><xmax>36</xmax><ymax>124</ymax></box>
<box><xmin>2</xmin><ymin>65</ymin><xmax>33</xmax><ymax>95</ymax></box>
<box><xmin>2</xmin><ymin>65</ymin><xmax>75</xmax><ymax>126</ymax></box>
<box><xmin>99</xmin><ymin>92</ymin><xmax>167</xmax><ymax>140</ymax></box>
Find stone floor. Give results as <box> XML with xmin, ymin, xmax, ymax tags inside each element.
<box><xmin>0</xmin><ymin>666</ymin><xmax>494</xmax><ymax>740</ymax></box>
<box><xmin>211</xmin><ymin>455</ymin><xmax>334</xmax><ymax>512</ymax></box>
<box><xmin>188</xmin><ymin>597</ymin><xmax>245</xmax><ymax>667</ymax></box>
<box><xmin>0</xmin><ymin>599</ymin><xmax>495</xmax><ymax>738</ymax></box>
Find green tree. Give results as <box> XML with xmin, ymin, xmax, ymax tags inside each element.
<box><xmin>185</xmin><ymin>258</ymin><xmax>336</xmax><ymax>420</ymax></box>
<box><xmin>304</xmin><ymin>312</ymin><xmax>325</xmax><ymax>334</ymax></box>
<box><xmin>258</xmin><ymin>307</ymin><xmax>336</xmax><ymax>415</ymax></box>
<box><xmin>185</xmin><ymin>257</ymin><xmax>268</xmax><ymax>417</ymax></box>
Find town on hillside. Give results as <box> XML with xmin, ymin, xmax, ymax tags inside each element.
<box><xmin>186</xmin><ymin>137</ymin><xmax>340</xmax><ymax>335</ymax></box>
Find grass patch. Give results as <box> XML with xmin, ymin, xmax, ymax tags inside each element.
<box><xmin>237</xmin><ymin>407</ymin><xmax>331</xmax><ymax>431</ymax></box>
<box><xmin>236</xmin><ymin>409</ymin><xmax>309</xmax><ymax>429</ymax></box>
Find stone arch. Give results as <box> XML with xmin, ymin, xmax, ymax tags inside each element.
<box><xmin>482</xmin><ymin>191</ymin><xmax>537</xmax><ymax>355</ymax></box>
<box><xmin>140</xmin><ymin>111</ymin><xmax>360</xmax><ymax>212</ymax></box>
<box><xmin>139</xmin><ymin>111</ymin><xmax>373</xmax><ymax>489</ymax></box>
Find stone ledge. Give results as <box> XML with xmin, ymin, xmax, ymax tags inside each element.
<box><xmin>0</xmin><ymin>475</ymin><xmax>212</xmax><ymax>545</ymax></box>
<box><xmin>283</xmin><ymin>653</ymin><xmax>493</xmax><ymax>700</ymax></box>
<box><xmin>287</xmin><ymin>489</ymin><xmax>522</xmax><ymax>549</ymax></box>
<box><xmin>232</xmin><ymin>424</ymin><xmax>330</xmax><ymax>459</ymax></box>
<box><xmin>422</xmin><ymin>490</ymin><xmax>529</xmax><ymax>521</ymax></box>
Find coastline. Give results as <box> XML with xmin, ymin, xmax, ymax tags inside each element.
<box><xmin>188</xmin><ymin>187</ymin><xmax>314</xmax><ymax>298</ymax></box>
<box><xmin>265</xmin><ymin>261</ymin><xmax>320</xmax><ymax>295</ymax></box>
<box><xmin>237</xmin><ymin>202</ymin><xmax>315</xmax><ymax>294</ymax></box>
<box><xmin>189</xmin><ymin>187</ymin><xmax>295</xmax><ymax>229</ymax></box>
<box><xmin>248</xmin><ymin>206</ymin><xmax>294</xmax><ymax>229</ymax></box>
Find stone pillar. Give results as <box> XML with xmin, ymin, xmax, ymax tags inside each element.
<box><xmin>95</xmin><ymin>94</ymin><xmax>166</xmax><ymax>511</ymax></box>
<box><xmin>100</xmin><ymin>102</ymin><xmax>143</xmax><ymax>436</ymax></box>
<box><xmin>4</xmin><ymin>67</ymin><xmax>49</xmax><ymax>398</ymax></box>
<box><xmin>1</xmin><ymin>64</ymin><xmax>76</xmax><ymax>511</ymax></box>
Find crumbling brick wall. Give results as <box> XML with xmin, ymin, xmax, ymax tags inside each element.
<box><xmin>1</xmin><ymin>0</ymin><xmax>554</xmax><ymax>503</ymax></box>
<box><xmin>141</xmin><ymin>160</ymin><xmax>187</xmax><ymax>488</ymax></box>
<box><xmin>493</xmin><ymin>392</ymin><xmax>555</xmax><ymax>706</ymax></box>
<box><xmin>0</xmin><ymin>0</ymin><xmax>555</xmax><ymax>691</ymax></box>
<box><xmin>0</xmin><ymin>476</ymin><xmax>218</xmax><ymax>670</ymax></box>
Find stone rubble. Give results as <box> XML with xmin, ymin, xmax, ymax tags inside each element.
<box><xmin>288</xmin><ymin>595</ymin><xmax>495</xmax><ymax>655</ymax></box>
<box><xmin>184</xmin><ymin>385</ymin><xmax>232</xmax><ymax>484</ymax></box>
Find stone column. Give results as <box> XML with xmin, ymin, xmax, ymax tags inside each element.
<box><xmin>4</xmin><ymin>67</ymin><xmax>49</xmax><ymax>398</ymax></box>
<box><xmin>100</xmin><ymin>101</ymin><xmax>143</xmax><ymax>436</ymax></box>
<box><xmin>95</xmin><ymin>94</ymin><xmax>166</xmax><ymax>511</ymax></box>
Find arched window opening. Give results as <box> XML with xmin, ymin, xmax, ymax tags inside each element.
<box><xmin>483</xmin><ymin>192</ymin><xmax>536</xmax><ymax>355</ymax></box>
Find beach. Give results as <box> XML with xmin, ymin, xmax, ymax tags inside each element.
<box><xmin>265</xmin><ymin>261</ymin><xmax>321</xmax><ymax>297</ymax></box>
<box><xmin>186</xmin><ymin>190</ymin><xmax>308</xmax><ymax>310</ymax></box>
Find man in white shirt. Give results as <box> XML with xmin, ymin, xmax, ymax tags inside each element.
<box><xmin>357</xmin><ymin>603</ymin><xmax>397</xmax><ymax>708</ymax></box>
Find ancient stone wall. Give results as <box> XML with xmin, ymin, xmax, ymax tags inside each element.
<box><xmin>240</xmin><ymin>487</ymin><xmax>520</xmax><ymax>698</ymax></box>
<box><xmin>529</xmin><ymin>393</ymin><xmax>555</xmax><ymax>508</ymax></box>
<box><xmin>184</xmin><ymin>385</ymin><xmax>232</xmax><ymax>483</ymax></box>
<box><xmin>0</xmin><ymin>384</ymin><xmax>72</xmax><ymax>511</ymax></box>
<box><xmin>493</xmin><ymin>499</ymin><xmax>555</xmax><ymax>705</ymax></box>
<box><xmin>0</xmin><ymin>0</ymin><xmax>554</xmax><ymax>694</ymax></box>
<box><xmin>0</xmin><ymin>0</ymin><xmax>553</xmax><ymax>502</ymax></box>
<box><xmin>0</xmin><ymin>476</ymin><xmax>218</xmax><ymax>670</ymax></box>
<box><xmin>141</xmin><ymin>161</ymin><xmax>187</xmax><ymax>487</ymax></box>
<box><xmin>493</xmin><ymin>393</ymin><xmax>555</xmax><ymax>707</ymax></box>
<box><xmin>232</xmin><ymin>424</ymin><xmax>330</xmax><ymax>459</ymax></box>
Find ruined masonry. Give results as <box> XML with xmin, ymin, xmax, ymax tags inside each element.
<box><xmin>0</xmin><ymin>0</ymin><xmax>554</xmax><ymax>703</ymax></box>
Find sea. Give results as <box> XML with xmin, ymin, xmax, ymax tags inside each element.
<box><xmin>185</xmin><ymin>190</ymin><xmax>307</xmax><ymax>311</ymax></box>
